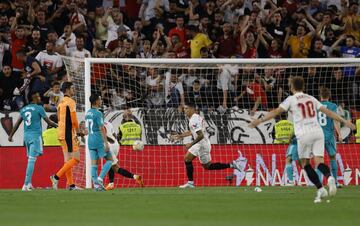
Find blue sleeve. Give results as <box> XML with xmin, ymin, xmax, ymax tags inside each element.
<box><xmin>38</xmin><ymin>106</ymin><xmax>47</xmax><ymax>118</ymax></box>
<box><xmin>97</xmin><ymin>111</ymin><xmax>104</xmax><ymax>127</ymax></box>
<box><xmin>340</xmin><ymin>46</ymin><xmax>346</xmax><ymax>54</ymax></box>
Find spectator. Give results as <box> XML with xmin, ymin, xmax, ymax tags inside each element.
<box><xmin>214</xmin><ymin>22</ymin><xmax>236</xmax><ymax>58</ymax></box>
<box><xmin>137</xmin><ymin>39</ymin><xmax>153</xmax><ymax>58</ymax></box>
<box><xmin>30</xmin><ymin>10</ymin><xmax>53</xmax><ymax>38</ymax></box>
<box><xmin>342</xmin><ymin>2</ymin><xmax>360</xmax><ymax>42</ymax></box>
<box><xmin>284</xmin><ymin>20</ymin><xmax>316</xmax><ymax>58</ymax></box>
<box><xmin>27</xmin><ymin>29</ymin><xmax>45</xmax><ymax>57</ymax></box>
<box><xmin>0</xmin><ymin>39</ymin><xmax>10</xmax><ymax>71</ymax></box>
<box><xmin>145</xmin><ymin>67</ymin><xmax>164</xmax><ymax>107</ymax></box>
<box><xmin>240</xmin><ymin>22</ymin><xmax>259</xmax><ymax>58</ymax></box>
<box><xmin>65</xmin><ymin>35</ymin><xmax>91</xmax><ymax>58</ymax></box>
<box><xmin>188</xmin><ymin>25</ymin><xmax>212</xmax><ymax>58</ymax></box>
<box><xmin>308</xmin><ymin>37</ymin><xmax>327</xmax><ymax>58</ymax></box>
<box><xmin>217</xmin><ymin>65</ymin><xmax>238</xmax><ymax>109</ymax></box>
<box><xmin>36</xmin><ymin>41</ymin><xmax>63</xmax><ymax>85</ymax></box>
<box><xmin>186</xmin><ymin>79</ymin><xmax>206</xmax><ymax>109</ymax></box>
<box><xmin>95</xmin><ymin>6</ymin><xmax>113</xmax><ymax>45</ymax></box>
<box><xmin>15</xmin><ymin>49</ymin><xmax>46</xmax><ymax>97</ymax></box>
<box><xmin>235</xmin><ymin>73</ymin><xmax>267</xmax><ymax>116</ymax></box>
<box><xmin>164</xmin><ymin>69</ymin><xmax>185</xmax><ymax>110</ymax></box>
<box><xmin>168</xmin><ymin>15</ymin><xmax>187</xmax><ymax>47</ymax></box>
<box><xmin>43</xmin><ymin>81</ymin><xmax>63</xmax><ymax>112</ymax></box>
<box><xmin>10</xmin><ymin>25</ymin><xmax>28</xmax><ymax>71</ymax></box>
<box><xmin>0</xmin><ymin>65</ymin><xmax>23</xmax><ymax>110</ymax></box>
<box><xmin>258</xmin><ymin>28</ymin><xmax>285</xmax><ymax>58</ymax></box>
<box><xmin>59</xmin><ymin>24</ymin><xmax>76</xmax><ymax>52</ymax></box>
<box><xmin>68</xmin><ymin>0</ymin><xmax>87</xmax><ymax>33</ymax></box>
<box><xmin>266</xmin><ymin>9</ymin><xmax>286</xmax><ymax>42</ymax></box>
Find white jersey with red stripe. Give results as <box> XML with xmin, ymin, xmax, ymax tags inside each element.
<box><xmin>279</xmin><ymin>92</ymin><xmax>323</xmax><ymax>137</ymax></box>
<box><xmin>104</xmin><ymin>121</ymin><xmax>119</xmax><ymax>165</ymax></box>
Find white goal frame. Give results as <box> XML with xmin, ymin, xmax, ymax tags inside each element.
<box><xmin>83</xmin><ymin>58</ymin><xmax>360</xmax><ymax>188</ymax></box>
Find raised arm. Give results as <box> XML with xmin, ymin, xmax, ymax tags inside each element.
<box><xmin>331</xmin><ymin>34</ymin><xmax>346</xmax><ymax>52</ymax></box>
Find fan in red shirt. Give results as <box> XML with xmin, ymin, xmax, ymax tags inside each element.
<box><xmin>168</xmin><ymin>16</ymin><xmax>187</xmax><ymax>48</ymax></box>
<box><xmin>235</xmin><ymin>73</ymin><xmax>267</xmax><ymax>116</ymax></box>
<box><xmin>11</xmin><ymin>26</ymin><xmax>27</xmax><ymax>70</ymax></box>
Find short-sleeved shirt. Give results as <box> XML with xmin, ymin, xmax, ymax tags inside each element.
<box><xmin>190</xmin><ymin>33</ymin><xmax>212</xmax><ymax>58</ymax></box>
<box><xmin>280</xmin><ymin>92</ymin><xmax>323</xmax><ymax>137</ymax></box>
<box><xmin>86</xmin><ymin>108</ymin><xmax>105</xmax><ymax>149</ymax></box>
<box><xmin>287</xmin><ymin>34</ymin><xmax>312</xmax><ymax>58</ymax></box>
<box><xmin>20</xmin><ymin>104</ymin><xmax>46</xmax><ymax>137</ymax></box>
<box><xmin>189</xmin><ymin>113</ymin><xmax>209</xmax><ymax>143</ymax></box>
<box><xmin>319</xmin><ymin>101</ymin><xmax>337</xmax><ymax>140</ymax></box>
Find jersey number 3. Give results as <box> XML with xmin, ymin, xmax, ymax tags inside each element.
<box><xmin>298</xmin><ymin>101</ymin><xmax>315</xmax><ymax>119</ymax></box>
<box><xmin>24</xmin><ymin>112</ymin><xmax>32</xmax><ymax>126</ymax></box>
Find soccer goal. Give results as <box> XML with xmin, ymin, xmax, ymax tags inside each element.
<box><xmin>60</xmin><ymin>57</ymin><xmax>360</xmax><ymax>189</ymax></box>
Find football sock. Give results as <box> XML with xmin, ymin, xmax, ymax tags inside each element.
<box><xmin>108</xmin><ymin>168</ymin><xmax>115</xmax><ymax>183</ymax></box>
<box><xmin>185</xmin><ymin>161</ymin><xmax>194</xmax><ymax>181</ymax></box>
<box><xmin>304</xmin><ymin>164</ymin><xmax>322</xmax><ymax>189</ymax></box>
<box><xmin>118</xmin><ymin>168</ymin><xmax>134</xmax><ymax>179</ymax></box>
<box><xmin>91</xmin><ymin>164</ymin><xmax>98</xmax><ymax>185</ymax></box>
<box><xmin>317</xmin><ymin>163</ymin><xmax>331</xmax><ymax>178</ymax></box>
<box><xmin>330</xmin><ymin>159</ymin><xmax>338</xmax><ymax>181</ymax></box>
<box><xmin>208</xmin><ymin>163</ymin><xmax>230</xmax><ymax>170</ymax></box>
<box><xmin>315</xmin><ymin>168</ymin><xmax>323</xmax><ymax>183</ymax></box>
<box><xmin>55</xmin><ymin>158</ymin><xmax>79</xmax><ymax>178</ymax></box>
<box><xmin>24</xmin><ymin>156</ymin><xmax>36</xmax><ymax>185</ymax></box>
<box><xmin>99</xmin><ymin>160</ymin><xmax>112</xmax><ymax>180</ymax></box>
<box><xmin>65</xmin><ymin>168</ymin><xmax>74</xmax><ymax>186</ymax></box>
<box><xmin>285</xmin><ymin>163</ymin><xmax>293</xmax><ymax>182</ymax></box>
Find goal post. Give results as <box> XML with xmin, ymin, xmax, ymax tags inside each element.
<box><xmin>60</xmin><ymin>57</ymin><xmax>360</xmax><ymax>188</ymax></box>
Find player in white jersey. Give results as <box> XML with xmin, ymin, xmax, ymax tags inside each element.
<box><xmin>250</xmin><ymin>76</ymin><xmax>355</xmax><ymax>203</ymax></box>
<box><xmin>171</xmin><ymin>103</ymin><xmax>244</xmax><ymax>188</ymax></box>
<box><xmin>104</xmin><ymin>121</ymin><xmax>144</xmax><ymax>190</ymax></box>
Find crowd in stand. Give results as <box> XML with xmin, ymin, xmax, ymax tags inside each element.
<box><xmin>0</xmin><ymin>0</ymin><xmax>359</xmax><ymax>114</ymax></box>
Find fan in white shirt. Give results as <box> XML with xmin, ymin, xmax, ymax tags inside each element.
<box><xmin>65</xmin><ymin>36</ymin><xmax>91</xmax><ymax>58</ymax></box>
<box><xmin>250</xmin><ymin>76</ymin><xmax>355</xmax><ymax>203</ymax></box>
<box><xmin>36</xmin><ymin>41</ymin><xmax>63</xmax><ymax>81</ymax></box>
<box><xmin>171</xmin><ymin>103</ymin><xmax>244</xmax><ymax>188</ymax></box>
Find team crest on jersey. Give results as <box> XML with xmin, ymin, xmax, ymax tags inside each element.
<box><xmin>192</xmin><ymin>123</ymin><xmax>198</xmax><ymax>129</ymax></box>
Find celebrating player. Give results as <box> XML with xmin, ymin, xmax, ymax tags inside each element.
<box><xmin>171</xmin><ymin>103</ymin><xmax>243</xmax><ymax>188</ymax></box>
<box><xmin>103</xmin><ymin>120</ymin><xmax>144</xmax><ymax>190</ymax></box>
<box><xmin>50</xmin><ymin>82</ymin><xmax>85</xmax><ymax>190</ymax></box>
<box><xmin>317</xmin><ymin>87</ymin><xmax>342</xmax><ymax>186</ymax></box>
<box><xmin>8</xmin><ymin>92</ymin><xmax>57</xmax><ymax>191</ymax></box>
<box><xmin>85</xmin><ymin>94</ymin><xmax>113</xmax><ymax>191</ymax></box>
<box><xmin>249</xmin><ymin>76</ymin><xmax>355</xmax><ymax>203</ymax></box>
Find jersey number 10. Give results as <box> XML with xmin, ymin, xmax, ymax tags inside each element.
<box><xmin>298</xmin><ymin>101</ymin><xmax>315</xmax><ymax>119</ymax></box>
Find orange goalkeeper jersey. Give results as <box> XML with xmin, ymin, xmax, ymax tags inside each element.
<box><xmin>57</xmin><ymin>96</ymin><xmax>79</xmax><ymax>140</ymax></box>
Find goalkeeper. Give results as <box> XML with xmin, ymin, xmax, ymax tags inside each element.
<box><xmin>105</xmin><ymin>109</ymin><xmax>143</xmax><ymax>190</ymax></box>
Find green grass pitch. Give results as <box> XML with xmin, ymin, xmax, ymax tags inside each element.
<box><xmin>0</xmin><ymin>186</ymin><xmax>359</xmax><ymax>226</ymax></box>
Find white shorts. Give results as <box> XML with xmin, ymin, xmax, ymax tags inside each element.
<box><xmin>188</xmin><ymin>140</ymin><xmax>211</xmax><ymax>164</ymax></box>
<box><xmin>109</xmin><ymin>142</ymin><xmax>119</xmax><ymax>166</ymax></box>
<box><xmin>297</xmin><ymin>131</ymin><xmax>324</xmax><ymax>159</ymax></box>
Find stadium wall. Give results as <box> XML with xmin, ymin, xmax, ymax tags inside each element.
<box><xmin>1</xmin><ymin>145</ymin><xmax>359</xmax><ymax>188</ymax></box>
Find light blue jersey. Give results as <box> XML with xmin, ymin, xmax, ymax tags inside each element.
<box><xmin>19</xmin><ymin>104</ymin><xmax>46</xmax><ymax>156</ymax></box>
<box><xmin>286</xmin><ymin>136</ymin><xmax>299</xmax><ymax>161</ymax></box>
<box><xmin>319</xmin><ymin>101</ymin><xmax>337</xmax><ymax>156</ymax></box>
<box><xmin>85</xmin><ymin>108</ymin><xmax>106</xmax><ymax>160</ymax></box>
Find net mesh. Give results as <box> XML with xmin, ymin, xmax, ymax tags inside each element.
<box><xmin>61</xmin><ymin>57</ymin><xmax>360</xmax><ymax>187</ymax></box>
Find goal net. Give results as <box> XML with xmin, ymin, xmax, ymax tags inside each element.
<box><xmin>61</xmin><ymin>57</ymin><xmax>360</xmax><ymax>188</ymax></box>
